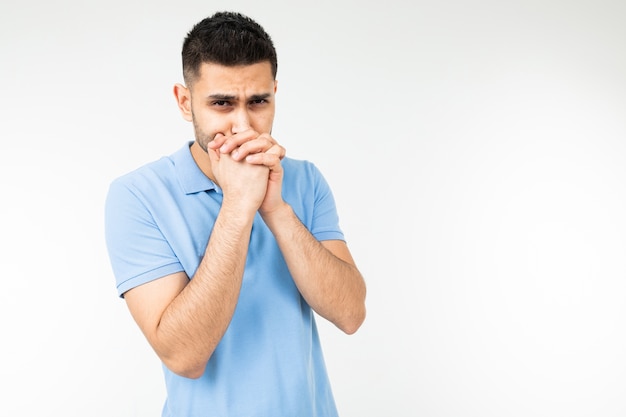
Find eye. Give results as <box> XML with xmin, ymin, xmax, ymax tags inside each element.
<box><xmin>212</xmin><ymin>100</ymin><xmax>230</xmax><ymax>106</ymax></box>
<box><xmin>250</xmin><ymin>99</ymin><xmax>267</xmax><ymax>106</ymax></box>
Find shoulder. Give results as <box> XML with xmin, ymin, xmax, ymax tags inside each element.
<box><xmin>281</xmin><ymin>156</ymin><xmax>324</xmax><ymax>180</ymax></box>
<box><xmin>106</xmin><ymin>143</ymin><xmax>192</xmax><ymax>210</ymax></box>
<box><xmin>110</xmin><ymin>156</ymin><xmax>175</xmax><ymax>194</ymax></box>
<box><xmin>280</xmin><ymin>156</ymin><xmax>335</xmax><ymax>204</ymax></box>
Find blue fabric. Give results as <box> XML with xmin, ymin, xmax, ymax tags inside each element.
<box><xmin>105</xmin><ymin>142</ymin><xmax>343</xmax><ymax>417</ymax></box>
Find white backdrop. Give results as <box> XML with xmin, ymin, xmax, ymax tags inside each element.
<box><xmin>1</xmin><ymin>0</ymin><xmax>625</xmax><ymax>416</ymax></box>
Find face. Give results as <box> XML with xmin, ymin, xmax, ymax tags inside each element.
<box><xmin>175</xmin><ymin>61</ymin><xmax>277</xmax><ymax>152</ymax></box>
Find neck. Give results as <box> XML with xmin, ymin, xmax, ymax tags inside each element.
<box><xmin>190</xmin><ymin>141</ymin><xmax>218</xmax><ymax>185</ymax></box>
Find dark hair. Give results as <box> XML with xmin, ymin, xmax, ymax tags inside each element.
<box><xmin>181</xmin><ymin>11</ymin><xmax>278</xmax><ymax>85</ymax></box>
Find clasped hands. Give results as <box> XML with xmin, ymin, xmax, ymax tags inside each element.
<box><xmin>206</xmin><ymin>130</ymin><xmax>286</xmax><ymax>214</ymax></box>
<box><xmin>208</xmin><ymin>129</ymin><xmax>285</xmax><ymax>165</ymax></box>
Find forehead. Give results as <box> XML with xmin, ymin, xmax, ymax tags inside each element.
<box><xmin>193</xmin><ymin>61</ymin><xmax>275</xmax><ymax>95</ymax></box>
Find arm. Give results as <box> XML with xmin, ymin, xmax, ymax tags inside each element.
<box><xmin>124</xmin><ymin>202</ymin><xmax>254</xmax><ymax>379</ymax></box>
<box><xmin>123</xmin><ymin>149</ymin><xmax>269</xmax><ymax>379</ymax></box>
<box><xmin>262</xmin><ymin>204</ymin><xmax>367</xmax><ymax>334</ymax></box>
<box><xmin>214</xmin><ymin>132</ymin><xmax>367</xmax><ymax>333</ymax></box>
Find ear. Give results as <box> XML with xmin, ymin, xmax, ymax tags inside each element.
<box><xmin>274</xmin><ymin>79</ymin><xmax>278</xmax><ymax>94</ymax></box>
<box><xmin>173</xmin><ymin>83</ymin><xmax>193</xmax><ymax>122</ymax></box>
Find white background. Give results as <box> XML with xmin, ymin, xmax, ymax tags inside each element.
<box><xmin>1</xmin><ymin>0</ymin><xmax>625</xmax><ymax>416</ymax></box>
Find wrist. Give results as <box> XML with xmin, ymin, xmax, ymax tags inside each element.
<box><xmin>220</xmin><ymin>198</ymin><xmax>259</xmax><ymax>224</ymax></box>
<box><xmin>260</xmin><ymin>202</ymin><xmax>293</xmax><ymax>228</ymax></box>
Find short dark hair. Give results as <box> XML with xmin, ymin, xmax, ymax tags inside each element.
<box><xmin>181</xmin><ymin>11</ymin><xmax>278</xmax><ymax>85</ymax></box>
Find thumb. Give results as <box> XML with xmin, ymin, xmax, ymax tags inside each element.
<box><xmin>207</xmin><ymin>147</ymin><xmax>220</xmax><ymax>163</ymax></box>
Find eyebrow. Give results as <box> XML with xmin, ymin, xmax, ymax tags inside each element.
<box><xmin>207</xmin><ymin>93</ymin><xmax>271</xmax><ymax>101</ymax></box>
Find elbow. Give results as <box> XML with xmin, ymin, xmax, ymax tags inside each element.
<box><xmin>342</xmin><ymin>286</ymin><xmax>367</xmax><ymax>335</ymax></box>
<box><xmin>161</xmin><ymin>353</ymin><xmax>209</xmax><ymax>379</ymax></box>
<box><xmin>151</xmin><ymin>329</ymin><xmax>218</xmax><ymax>379</ymax></box>
<box><xmin>339</xmin><ymin>304</ymin><xmax>366</xmax><ymax>335</ymax></box>
<box><xmin>164</xmin><ymin>360</ymin><xmax>206</xmax><ymax>379</ymax></box>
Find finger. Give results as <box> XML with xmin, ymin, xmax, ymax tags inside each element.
<box><xmin>218</xmin><ymin>129</ymin><xmax>260</xmax><ymax>154</ymax></box>
<box><xmin>244</xmin><ymin>151</ymin><xmax>283</xmax><ymax>169</ymax></box>
<box><xmin>232</xmin><ymin>136</ymin><xmax>278</xmax><ymax>161</ymax></box>
<box><xmin>207</xmin><ymin>147</ymin><xmax>220</xmax><ymax>163</ymax></box>
<box><xmin>207</xmin><ymin>133</ymin><xmax>226</xmax><ymax>150</ymax></box>
<box><xmin>265</xmin><ymin>143</ymin><xmax>286</xmax><ymax>160</ymax></box>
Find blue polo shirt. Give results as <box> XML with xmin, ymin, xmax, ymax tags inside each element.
<box><xmin>105</xmin><ymin>142</ymin><xmax>343</xmax><ymax>417</ymax></box>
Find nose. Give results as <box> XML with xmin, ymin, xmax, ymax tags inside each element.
<box><xmin>231</xmin><ymin>108</ymin><xmax>251</xmax><ymax>134</ymax></box>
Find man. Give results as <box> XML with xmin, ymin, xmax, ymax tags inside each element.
<box><xmin>105</xmin><ymin>11</ymin><xmax>366</xmax><ymax>417</ymax></box>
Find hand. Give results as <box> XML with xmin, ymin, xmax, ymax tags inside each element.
<box><xmin>207</xmin><ymin>140</ymin><xmax>269</xmax><ymax>215</ymax></box>
<box><xmin>245</xmin><ymin>143</ymin><xmax>286</xmax><ymax>216</ymax></box>
<box><xmin>209</xmin><ymin>130</ymin><xmax>286</xmax><ymax>215</ymax></box>
<box><xmin>208</xmin><ymin>129</ymin><xmax>285</xmax><ymax>162</ymax></box>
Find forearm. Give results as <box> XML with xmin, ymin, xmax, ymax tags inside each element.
<box><xmin>155</xmin><ymin>205</ymin><xmax>254</xmax><ymax>377</ymax></box>
<box><xmin>262</xmin><ymin>204</ymin><xmax>366</xmax><ymax>334</ymax></box>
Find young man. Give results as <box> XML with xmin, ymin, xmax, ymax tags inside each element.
<box><xmin>105</xmin><ymin>11</ymin><xmax>366</xmax><ymax>417</ymax></box>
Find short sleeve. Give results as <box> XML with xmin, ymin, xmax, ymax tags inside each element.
<box><xmin>104</xmin><ymin>179</ymin><xmax>184</xmax><ymax>297</ymax></box>
<box><xmin>309</xmin><ymin>163</ymin><xmax>345</xmax><ymax>242</ymax></box>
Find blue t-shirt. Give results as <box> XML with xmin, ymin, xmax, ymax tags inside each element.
<box><xmin>105</xmin><ymin>142</ymin><xmax>343</xmax><ymax>417</ymax></box>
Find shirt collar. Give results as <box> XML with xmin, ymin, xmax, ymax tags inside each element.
<box><xmin>171</xmin><ymin>141</ymin><xmax>219</xmax><ymax>194</ymax></box>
